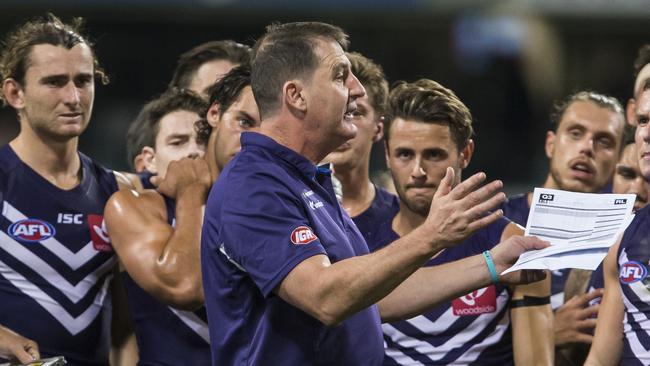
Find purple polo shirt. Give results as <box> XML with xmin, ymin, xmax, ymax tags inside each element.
<box><xmin>201</xmin><ymin>132</ymin><xmax>384</xmax><ymax>366</ymax></box>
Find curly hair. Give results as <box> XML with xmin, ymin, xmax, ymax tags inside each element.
<box><xmin>0</xmin><ymin>13</ymin><xmax>108</xmax><ymax>106</ymax></box>
<box><xmin>195</xmin><ymin>64</ymin><xmax>251</xmax><ymax>145</ymax></box>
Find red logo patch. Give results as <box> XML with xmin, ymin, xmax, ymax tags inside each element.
<box><xmin>290</xmin><ymin>226</ymin><xmax>318</xmax><ymax>245</ymax></box>
<box><xmin>87</xmin><ymin>214</ymin><xmax>113</xmax><ymax>252</ymax></box>
<box><xmin>451</xmin><ymin>285</ymin><xmax>497</xmax><ymax>316</ymax></box>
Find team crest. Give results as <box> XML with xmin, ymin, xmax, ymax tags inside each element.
<box><xmin>620</xmin><ymin>261</ymin><xmax>647</xmax><ymax>284</ymax></box>
<box><xmin>8</xmin><ymin>219</ymin><xmax>56</xmax><ymax>242</ymax></box>
<box><xmin>88</xmin><ymin>214</ymin><xmax>113</xmax><ymax>252</ymax></box>
<box><xmin>290</xmin><ymin>226</ymin><xmax>318</xmax><ymax>245</ymax></box>
<box><xmin>451</xmin><ymin>285</ymin><xmax>497</xmax><ymax>316</ymax></box>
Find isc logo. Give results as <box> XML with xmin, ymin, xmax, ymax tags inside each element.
<box><xmin>620</xmin><ymin>261</ymin><xmax>648</xmax><ymax>284</ymax></box>
<box><xmin>57</xmin><ymin>213</ymin><xmax>83</xmax><ymax>224</ymax></box>
<box><xmin>8</xmin><ymin>219</ymin><xmax>56</xmax><ymax>242</ymax></box>
<box><xmin>290</xmin><ymin>226</ymin><xmax>318</xmax><ymax>245</ymax></box>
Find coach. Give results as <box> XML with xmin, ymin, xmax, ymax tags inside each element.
<box><xmin>200</xmin><ymin>21</ymin><xmax>548</xmax><ymax>366</ymax></box>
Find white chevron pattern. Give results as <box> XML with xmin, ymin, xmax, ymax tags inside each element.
<box><xmin>0</xmin><ymin>258</ymin><xmax>112</xmax><ymax>335</ymax></box>
<box><xmin>169</xmin><ymin>307</ymin><xmax>210</xmax><ymax>343</ymax></box>
<box><xmin>0</xmin><ymin>230</ymin><xmax>116</xmax><ymax>303</ymax></box>
<box><xmin>382</xmin><ymin>289</ymin><xmax>509</xmax><ymax>364</ymax></box>
<box><xmin>3</xmin><ymin>201</ymin><xmax>100</xmax><ymax>270</ymax></box>
<box><xmin>620</xmin><ymin>250</ymin><xmax>650</xmax><ymax>360</ymax></box>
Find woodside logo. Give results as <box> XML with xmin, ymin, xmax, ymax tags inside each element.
<box><xmin>290</xmin><ymin>226</ymin><xmax>318</xmax><ymax>245</ymax></box>
<box><xmin>451</xmin><ymin>285</ymin><xmax>497</xmax><ymax>316</ymax></box>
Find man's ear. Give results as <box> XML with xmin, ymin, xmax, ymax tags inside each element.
<box><xmin>627</xmin><ymin>98</ymin><xmax>637</xmax><ymax>126</ymax></box>
<box><xmin>141</xmin><ymin>146</ymin><xmax>158</xmax><ymax>174</ymax></box>
<box><xmin>545</xmin><ymin>130</ymin><xmax>556</xmax><ymax>159</ymax></box>
<box><xmin>372</xmin><ymin>117</ymin><xmax>385</xmax><ymax>142</ymax></box>
<box><xmin>206</xmin><ymin>103</ymin><xmax>221</xmax><ymax>128</ymax></box>
<box><xmin>459</xmin><ymin>139</ymin><xmax>475</xmax><ymax>169</ymax></box>
<box><xmin>133</xmin><ymin>154</ymin><xmax>146</xmax><ymax>173</ymax></box>
<box><xmin>283</xmin><ymin>79</ymin><xmax>307</xmax><ymax>114</ymax></box>
<box><xmin>2</xmin><ymin>78</ymin><xmax>25</xmax><ymax>110</ymax></box>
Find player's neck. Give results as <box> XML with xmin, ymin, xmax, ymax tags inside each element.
<box><xmin>335</xmin><ymin>165</ymin><xmax>374</xmax><ymax>218</ymax></box>
<box><xmin>533</xmin><ymin>174</ymin><xmax>562</xmax><ymax>207</ymax></box>
<box><xmin>392</xmin><ymin>203</ymin><xmax>426</xmax><ymax>237</ymax></box>
<box><xmin>10</xmin><ymin>128</ymin><xmax>81</xmax><ymax>189</ymax></box>
<box><xmin>261</xmin><ymin>114</ymin><xmax>345</xmax><ymax>165</ymax></box>
<box><xmin>261</xmin><ymin>117</ymin><xmax>317</xmax><ymax>162</ymax></box>
<box><xmin>542</xmin><ymin>174</ymin><xmax>560</xmax><ymax>190</ymax></box>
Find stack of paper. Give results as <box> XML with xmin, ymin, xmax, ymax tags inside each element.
<box><xmin>502</xmin><ymin>188</ymin><xmax>635</xmax><ymax>275</ymax></box>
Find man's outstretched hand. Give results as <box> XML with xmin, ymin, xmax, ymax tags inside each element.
<box><xmin>491</xmin><ymin>235</ymin><xmax>550</xmax><ymax>285</ymax></box>
<box><xmin>422</xmin><ymin>168</ymin><xmax>506</xmax><ymax>249</ymax></box>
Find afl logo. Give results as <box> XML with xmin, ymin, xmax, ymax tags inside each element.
<box><xmin>620</xmin><ymin>261</ymin><xmax>648</xmax><ymax>284</ymax></box>
<box><xmin>8</xmin><ymin>219</ymin><xmax>56</xmax><ymax>242</ymax></box>
<box><xmin>290</xmin><ymin>226</ymin><xmax>318</xmax><ymax>245</ymax></box>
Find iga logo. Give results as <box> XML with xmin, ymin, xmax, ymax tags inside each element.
<box><xmin>452</xmin><ymin>285</ymin><xmax>497</xmax><ymax>316</ymax></box>
<box><xmin>290</xmin><ymin>226</ymin><xmax>318</xmax><ymax>245</ymax></box>
<box><xmin>87</xmin><ymin>214</ymin><xmax>113</xmax><ymax>252</ymax></box>
<box><xmin>8</xmin><ymin>219</ymin><xmax>56</xmax><ymax>242</ymax></box>
<box><xmin>620</xmin><ymin>261</ymin><xmax>647</xmax><ymax>284</ymax></box>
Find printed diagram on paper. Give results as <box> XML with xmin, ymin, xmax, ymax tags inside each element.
<box><xmin>502</xmin><ymin>188</ymin><xmax>635</xmax><ymax>275</ymax></box>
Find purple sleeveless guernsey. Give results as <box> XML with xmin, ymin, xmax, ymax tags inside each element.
<box><xmin>0</xmin><ymin>145</ymin><xmax>117</xmax><ymax>365</ymax></box>
<box><xmin>617</xmin><ymin>205</ymin><xmax>650</xmax><ymax>365</ymax></box>
<box><xmin>368</xmin><ymin>210</ymin><xmax>512</xmax><ymax>365</ymax></box>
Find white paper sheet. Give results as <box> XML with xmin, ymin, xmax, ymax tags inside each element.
<box><xmin>502</xmin><ymin>188</ymin><xmax>635</xmax><ymax>275</ymax></box>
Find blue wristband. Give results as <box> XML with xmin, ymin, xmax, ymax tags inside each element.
<box><xmin>483</xmin><ymin>250</ymin><xmax>499</xmax><ymax>284</ymax></box>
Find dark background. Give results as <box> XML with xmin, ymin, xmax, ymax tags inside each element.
<box><xmin>1</xmin><ymin>0</ymin><xmax>648</xmax><ymax>194</ymax></box>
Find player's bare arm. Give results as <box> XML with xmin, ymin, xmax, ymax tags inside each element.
<box><xmin>584</xmin><ymin>242</ymin><xmax>624</xmax><ymax>366</ymax></box>
<box><xmin>105</xmin><ymin>158</ymin><xmax>210</xmax><ymax>310</ymax></box>
<box><xmin>276</xmin><ymin>169</ymin><xmax>545</xmax><ymax>325</ymax></box>
<box><xmin>502</xmin><ymin>223</ymin><xmax>554</xmax><ymax>366</ymax></box>
<box><xmin>378</xmin><ymin>232</ymin><xmax>548</xmax><ymax>322</ymax></box>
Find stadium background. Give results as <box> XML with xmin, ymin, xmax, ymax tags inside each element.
<box><xmin>1</xmin><ymin>0</ymin><xmax>648</xmax><ymax>194</ymax></box>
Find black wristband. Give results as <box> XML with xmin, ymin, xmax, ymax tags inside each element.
<box><xmin>510</xmin><ymin>295</ymin><xmax>551</xmax><ymax>308</ymax></box>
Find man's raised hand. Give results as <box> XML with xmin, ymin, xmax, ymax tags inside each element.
<box><xmin>423</xmin><ymin>167</ymin><xmax>506</xmax><ymax>248</ymax></box>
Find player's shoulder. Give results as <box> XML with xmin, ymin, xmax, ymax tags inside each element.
<box><xmin>76</xmin><ymin>152</ymin><xmax>119</xmax><ymax>195</ymax></box>
<box><xmin>0</xmin><ymin>144</ymin><xmax>21</xmax><ymax>176</ymax></box>
<box><xmin>106</xmin><ymin>188</ymin><xmax>166</xmax><ymax>221</ymax></box>
<box><xmin>113</xmin><ymin>171</ymin><xmax>144</xmax><ymax>192</ymax></box>
<box><xmin>633</xmin><ymin>204</ymin><xmax>650</xmax><ymax>221</ymax></box>
<box><xmin>219</xmin><ymin>152</ymin><xmax>295</xmax><ymax>193</ymax></box>
<box><xmin>502</xmin><ymin>193</ymin><xmax>528</xmax><ymax>209</ymax></box>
